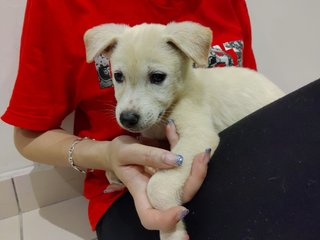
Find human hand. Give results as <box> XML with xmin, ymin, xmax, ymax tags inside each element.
<box><xmin>105</xmin><ymin>121</ymin><xmax>210</xmax><ymax>232</ymax></box>
<box><xmin>106</xmin><ymin>134</ymin><xmax>187</xmax><ymax>231</ymax></box>
<box><xmin>111</xmin><ymin>121</ymin><xmax>211</xmax><ymax>203</ymax></box>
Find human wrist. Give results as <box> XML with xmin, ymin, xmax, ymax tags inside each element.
<box><xmin>71</xmin><ymin>138</ymin><xmax>110</xmax><ymax>171</ymax></box>
<box><xmin>67</xmin><ymin>137</ymin><xmax>89</xmax><ymax>173</ymax></box>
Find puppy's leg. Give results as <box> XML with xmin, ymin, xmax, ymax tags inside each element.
<box><xmin>147</xmin><ymin>105</ymin><xmax>219</xmax><ymax>240</ymax></box>
<box><xmin>160</xmin><ymin>222</ymin><xmax>186</xmax><ymax>240</ymax></box>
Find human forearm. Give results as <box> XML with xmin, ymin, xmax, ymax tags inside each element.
<box><xmin>13</xmin><ymin>126</ymin><xmax>181</xmax><ymax>173</ymax></box>
<box><xmin>14</xmin><ymin>127</ymin><xmax>108</xmax><ymax>170</ymax></box>
<box><xmin>13</xmin><ymin>123</ymin><xmax>210</xmax><ymax>233</ymax></box>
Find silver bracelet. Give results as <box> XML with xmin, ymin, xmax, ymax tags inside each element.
<box><xmin>67</xmin><ymin>137</ymin><xmax>89</xmax><ymax>174</ymax></box>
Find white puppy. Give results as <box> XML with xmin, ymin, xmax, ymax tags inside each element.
<box><xmin>84</xmin><ymin>21</ymin><xmax>284</xmax><ymax>240</ymax></box>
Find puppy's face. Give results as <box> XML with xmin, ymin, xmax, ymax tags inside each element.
<box><xmin>110</xmin><ymin>25</ymin><xmax>187</xmax><ymax>132</ymax></box>
<box><xmin>84</xmin><ymin>22</ymin><xmax>212</xmax><ymax>132</ymax></box>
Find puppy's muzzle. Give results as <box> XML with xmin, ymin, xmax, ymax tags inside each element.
<box><xmin>120</xmin><ymin>111</ymin><xmax>140</xmax><ymax>129</ymax></box>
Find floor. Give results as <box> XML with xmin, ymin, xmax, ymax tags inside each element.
<box><xmin>0</xmin><ymin>196</ymin><xmax>97</xmax><ymax>240</ymax></box>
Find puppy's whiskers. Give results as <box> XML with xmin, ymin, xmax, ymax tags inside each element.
<box><xmin>97</xmin><ymin>103</ymin><xmax>117</xmax><ymax>120</ymax></box>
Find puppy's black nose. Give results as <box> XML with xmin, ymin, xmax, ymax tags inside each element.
<box><xmin>120</xmin><ymin>111</ymin><xmax>140</xmax><ymax>128</ymax></box>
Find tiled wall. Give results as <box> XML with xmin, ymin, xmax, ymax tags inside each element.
<box><xmin>0</xmin><ymin>179</ymin><xmax>19</xmax><ymax>220</ymax></box>
<box><xmin>0</xmin><ymin>166</ymin><xmax>97</xmax><ymax>240</ymax></box>
<box><xmin>0</xmin><ymin>165</ymin><xmax>84</xmax><ymax>220</ymax></box>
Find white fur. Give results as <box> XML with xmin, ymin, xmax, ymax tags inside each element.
<box><xmin>84</xmin><ymin>22</ymin><xmax>284</xmax><ymax>240</ymax></box>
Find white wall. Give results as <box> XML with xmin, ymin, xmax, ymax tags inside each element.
<box><xmin>246</xmin><ymin>0</ymin><xmax>320</xmax><ymax>92</ymax></box>
<box><xmin>0</xmin><ymin>0</ymin><xmax>32</xmax><ymax>176</ymax></box>
<box><xmin>1</xmin><ymin>0</ymin><xmax>320</xmax><ymax>175</ymax></box>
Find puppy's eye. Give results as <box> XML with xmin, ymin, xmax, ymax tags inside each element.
<box><xmin>149</xmin><ymin>72</ymin><xmax>166</xmax><ymax>85</ymax></box>
<box><xmin>114</xmin><ymin>71</ymin><xmax>125</xmax><ymax>83</ymax></box>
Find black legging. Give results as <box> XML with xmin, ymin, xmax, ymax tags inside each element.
<box><xmin>96</xmin><ymin>79</ymin><xmax>320</xmax><ymax>240</ymax></box>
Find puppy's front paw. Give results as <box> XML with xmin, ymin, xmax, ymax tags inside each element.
<box><xmin>148</xmin><ymin>170</ymin><xmax>190</xmax><ymax>240</ymax></box>
<box><xmin>147</xmin><ymin>169</ymin><xmax>185</xmax><ymax>210</ymax></box>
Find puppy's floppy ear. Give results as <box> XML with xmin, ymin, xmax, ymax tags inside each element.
<box><xmin>84</xmin><ymin>24</ymin><xmax>128</xmax><ymax>63</ymax></box>
<box><xmin>164</xmin><ymin>21</ymin><xmax>212</xmax><ymax>67</ymax></box>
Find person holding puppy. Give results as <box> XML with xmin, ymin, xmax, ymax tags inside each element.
<box><xmin>6</xmin><ymin>0</ymin><xmax>317</xmax><ymax>239</ymax></box>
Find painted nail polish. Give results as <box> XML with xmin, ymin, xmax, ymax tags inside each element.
<box><xmin>178</xmin><ymin>208</ymin><xmax>190</xmax><ymax>221</ymax></box>
<box><xmin>164</xmin><ymin>153</ymin><xmax>184</xmax><ymax>166</ymax></box>
<box><xmin>167</xmin><ymin>118</ymin><xmax>174</xmax><ymax>125</ymax></box>
<box><xmin>205</xmin><ymin>148</ymin><xmax>212</xmax><ymax>155</ymax></box>
<box><xmin>203</xmin><ymin>148</ymin><xmax>212</xmax><ymax>164</ymax></box>
<box><xmin>176</xmin><ymin>154</ymin><xmax>184</xmax><ymax>166</ymax></box>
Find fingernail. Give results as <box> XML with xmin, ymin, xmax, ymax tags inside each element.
<box><xmin>176</xmin><ymin>154</ymin><xmax>184</xmax><ymax>166</ymax></box>
<box><xmin>167</xmin><ymin>118</ymin><xmax>174</xmax><ymax>125</ymax></box>
<box><xmin>164</xmin><ymin>153</ymin><xmax>184</xmax><ymax>166</ymax></box>
<box><xmin>103</xmin><ymin>187</ymin><xmax>116</xmax><ymax>193</ymax></box>
<box><xmin>205</xmin><ymin>148</ymin><xmax>212</xmax><ymax>155</ymax></box>
<box><xmin>178</xmin><ymin>208</ymin><xmax>189</xmax><ymax>221</ymax></box>
<box><xmin>109</xmin><ymin>179</ymin><xmax>124</xmax><ymax>185</ymax></box>
<box><xmin>203</xmin><ymin>148</ymin><xmax>212</xmax><ymax>164</ymax></box>
<box><xmin>103</xmin><ymin>184</ymin><xmax>125</xmax><ymax>193</ymax></box>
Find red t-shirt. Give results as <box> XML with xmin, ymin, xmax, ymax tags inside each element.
<box><xmin>1</xmin><ymin>0</ymin><xmax>256</xmax><ymax>230</ymax></box>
